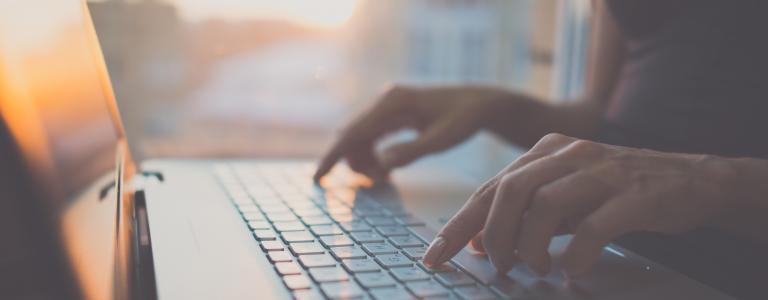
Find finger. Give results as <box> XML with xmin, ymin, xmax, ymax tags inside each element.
<box><xmin>380</xmin><ymin>109</ymin><xmax>477</xmax><ymax>169</ymax></box>
<box><xmin>314</xmin><ymin>93</ymin><xmax>415</xmax><ymax>180</ymax></box>
<box><xmin>515</xmin><ymin>170</ymin><xmax>616</xmax><ymax>276</ymax></box>
<box><xmin>423</xmin><ymin>134</ymin><xmax>574</xmax><ymax>267</ymax></box>
<box><xmin>482</xmin><ymin>156</ymin><xmax>580</xmax><ymax>273</ymax></box>
<box><xmin>423</xmin><ymin>176</ymin><xmax>499</xmax><ymax>267</ymax></box>
<box><xmin>469</xmin><ymin>232</ymin><xmax>486</xmax><ymax>254</ymax></box>
<box><xmin>346</xmin><ymin>143</ymin><xmax>389</xmax><ymax>181</ymax></box>
<box><xmin>561</xmin><ymin>194</ymin><xmax>641</xmax><ymax>277</ymax></box>
<box><xmin>314</xmin><ymin>142</ymin><xmax>344</xmax><ymax>181</ymax></box>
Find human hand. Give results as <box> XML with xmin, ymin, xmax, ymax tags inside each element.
<box><xmin>313</xmin><ymin>84</ymin><xmax>534</xmax><ymax>181</ymax></box>
<box><xmin>422</xmin><ymin>134</ymin><xmax>737</xmax><ymax>277</ymax></box>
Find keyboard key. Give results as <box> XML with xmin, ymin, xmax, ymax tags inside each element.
<box><xmin>455</xmin><ymin>286</ymin><xmax>499</xmax><ymax>300</ymax></box>
<box><xmin>330</xmin><ymin>213</ymin><xmax>355</xmax><ymax>223</ymax></box>
<box><xmin>274</xmin><ymin>221</ymin><xmax>305</xmax><ymax>232</ymax></box>
<box><xmin>375</xmin><ymin>253</ymin><xmax>413</xmax><ymax>268</ymax></box>
<box><xmin>320</xmin><ymin>235</ymin><xmax>355</xmax><ymax>247</ymax></box>
<box><xmin>299</xmin><ymin>254</ymin><xmax>337</xmax><ymax>268</ymax></box>
<box><xmin>253</xmin><ymin>197</ymin><xmax>282</xmax><ymax>206</ymax></box>
<box><xmin>275</xmin><ymin>262</ymin><xmax>302</xmax><ymax>275</ymax></box>
<box><xmin>390</xmin><ymin>266</ymin><xmax>430</xmax><ymax>282</ymax></box>
<box><xmin>405</xmin><ymin>280</ymin><xmax>450</xmax><ymax>298</ymax></box>
<box><xmin>247</xmin><ymin>221</ymin><xmax>271</xmax><ymax>230</ymax></box>
<box><xmin>362</xmin><ymin>243</ymin><xmax>398</xmax><ymax>255</ymax></box>
<box><xmin>260</xmin><ymin>204</ymin><xmax>291</xmax><ymax>213</ymax></box>
<box><xmin>356</xmin><ymin>272</ymin><xmax>397</xmax><ymax>288</ymax></box>
<box><xmin>309</xmin><ymin>266</ymin><xmax>349</xmax><ymax>282</ymax></box>
<box><xmin>253</xmin><ymin>229</ymin><xmax>277</xmax><ymax>241</ymax></box>
<box><xmin>243</xmin><ymin>212</ymin><xmax>266</xmax><ymax>222</ymax></box>
<box><xmin>402</xmin><ymin>247</ymin><xmax>427</xmax><ymax>260</ymax></box>
<box><xmin>419</xmin><ymin>261</ymin><xmax>458</xmax><ymax>274</ymax></box>
<box><xmin>409</xmin><ymin>225</ymin><xmax>498</xmax><ymax>284</ymax></box>
<box><xmin>365</xmin><ymin>216</ymin><xmax>398</xmax><ymax>226</ymax></box>
<box><xmin>310</xmin><ymin>224</ymin><xmax>344</xmax><ymax>236</ymax></box>
<box><xmin>260</xmin><ymin>241</ymin><xmax>284</xmax><ymax>252</ymax></box>
<box><xmin>283</xmin><ymin>231</ymin><xmax>315</xmax><ymax>243</ymax></box>
<box><xmin>302</xmin><ymin>216</ymin><xmax>334</xmax><ymax>226</ymax></box>
<box><xmin>350</xmin><ymin>232</ymin><xmax>385</xmax><ymax>243</ymax></box>
<box><xmin>283</xmin><ymin>274</ymin><xmax>313</xmax><ymax>290</ymax></box>
<box><xmin>320</xmin><ymin>282</ymin><xmax>364</xmax><ymax>299</ymax></box>
<box><xmin>435</xmin><ymin>271</ymin><xmax>476</xmax><ymax>287</ymax></box>
<box><xmin>291</xmin><ymin>243</ymin><xmax>326</xmax><ymax>255</ymax></box>
<box><xmin>389</xmin><ymin>235</ymin><xmax>424</xmax><ymax>248</ymax></box>
<box><xmin>287</xmin><ymin>201</ymin><xmax>318</xmax><ymax>210</ymax></box>
<box><xmin>354</xmin><ymin>207</ymin><xmax>387</xmax><ymax>217</ymax></box>
<box><xmin>376</xmin><ymin>226</ymin><xmax>410</xmax><ymax>236</ymax></box>
<box><xmin>327</xmin><ymin>207</ymin><xmax>353</xmax><ymax>216</ymax></box>
<box><xmin>342</xmin><ymin>259</ymin><xmax>381</xmax><ymax>273</ymax></box>
<box><xmin>396</xmin><ymin>215</ymin><xmax>425</xmax><ymax>226</ymax></box>
<box><xmin>294</xmin><ymin>208</ymin><xmax>325</xmax><ymax>217</ymax></box>
<box><xmin>268</xmin><ymin>251</ymin><xmax>293</xmax><ymax>263</ymax></box>
<box><xmin>369</xmin><ymin>287</ymin><xmax>417</xmax><ymax>300</ymax></box>
<box><xmin>293</xmin><ymin>288</ymin><xmax>325</xmax><ymax>300</ymax></box>
<box><xmin>330</xmin><ymin>246</ymin><xmax>367</xmax><ymax>260</ymax></box>
<box><xmin>266</xmin><ymin>212</ymin><xmax>299</xmax><ymax>222</ymax></box>
<box><xmin>238</xmin><ymin>204</ymin><xmax>261</xmax><ymax>213</ymax></box>
<box><xmin>339</xmin><ymin>221</ymin><xmax>372</xmax><ymax>232</ymax></box>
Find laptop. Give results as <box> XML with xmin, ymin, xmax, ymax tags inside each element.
<box><xmin>0</xmin><ymin>1</ymin><xmax>737</xmax><ymax>299</ymax></box>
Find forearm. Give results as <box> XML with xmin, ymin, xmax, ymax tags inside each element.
<box><xmin>716</xmin><ymin>157</ymin><xmax>768</xmax><ymax>245</ymax></box>
<box><xmin>483</xmin><ymin>96</ymin><xmax>605</xmax><ymax>148</ymax></box>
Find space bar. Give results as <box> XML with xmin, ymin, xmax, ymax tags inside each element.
<box><xmin>409</xmin><ymin>226</ymin><xmax>499</xmax><ymax>284</ymax></box>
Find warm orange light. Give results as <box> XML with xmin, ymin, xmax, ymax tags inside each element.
<box><xmin>178</xmin><ymin>0</ymin><xmax>360</xmax><ymax>30</ymax></box>
<box><xmin>282</xmin><ymin>0</ymin><xmax>359</xmax><ymax>29</ymax></box>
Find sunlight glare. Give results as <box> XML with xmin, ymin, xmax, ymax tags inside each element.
<box><xmin>285</xmin><ymin>0</ymin><xmax>359</xmax><ymax>29</ymax></box>
<box><xmin>177</xmin><ymin>0</ymin><xmax>360</xmax><ymax>30</ymax></box>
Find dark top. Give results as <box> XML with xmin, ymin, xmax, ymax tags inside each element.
<box><xmin>600</xmin><ymin>1</ymin><xmax>768</xmax><ymax>299</ymax></box>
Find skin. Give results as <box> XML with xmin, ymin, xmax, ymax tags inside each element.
<box><xmin>313</xmin><ymin>0</ymin><xmax>625</xmax><ymax>182</ymax></box>
<box><xmin>313</xmin><ymin>0</ymin><xmax>768</xmax><ymax>276</ymax></box>
<box><xmin>420</xmin><ymin>133</ymin><xmax>768</xmax><ymax>277</ymax></box>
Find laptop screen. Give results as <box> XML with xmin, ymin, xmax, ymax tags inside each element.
<box><xmin>0</xmin><ymin>1</ymin><xmax>131</xmax><ymax>299</ymax></box>
<box><xmin>0</xmin><ymin>0</ymin><xmax>125</xmax><ymax>200</ymax></box>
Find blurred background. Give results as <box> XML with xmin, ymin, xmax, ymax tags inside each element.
<box><xmin>87</xmin><ymin>0</ymin><xmax>592</xmax><ymax>181</ymax></box>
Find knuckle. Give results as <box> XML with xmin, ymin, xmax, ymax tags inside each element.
<box><xmin>534</xmin><ymin>133</ymin><xmax>567</xmax><ymax>149</ymax></box>
<box><xmin>499</xmin><ymin>172</ymin><xmax>520</xmax><ymax>188</ymax></box>
<box><xmin>559</xmin><ymin>139</ymin><xmax>601</xmax><ymax>158</ymax></box>
<box><xmin>470</xmin><ymin>178</ymin><xmax>498</xmax><ymax>201</ymax></box>
<box><xmin>529</xmin><ymin>187</ymin><xmax>559</xmax><ymax>215</ymax></box>
<box><xmin>542</xmin><ymin>133</ymin><xmax>567</xmax><ymax>143</ymax></box>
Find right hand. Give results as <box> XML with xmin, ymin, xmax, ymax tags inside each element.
<box><xmin>313</xmin><ymin>84</ymin><xmax>543</xmax><ymax>181</ymax></box>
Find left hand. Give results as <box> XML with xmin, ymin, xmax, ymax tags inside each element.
<box><xmin>422</xmin><ymin>133</ymin><xmax>737</xmax><ymax>277</ymax></box>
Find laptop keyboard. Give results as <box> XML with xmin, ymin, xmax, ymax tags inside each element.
<box><xmin>213</xmin><ymin>163</ymin><xmax>503</xmax><ymax>300</ymax></box>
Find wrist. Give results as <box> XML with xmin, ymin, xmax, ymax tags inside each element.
<box><xmin>704</xmin><ymin>156</ymin><xmax>768</xmax><ymax>241</ymax></box>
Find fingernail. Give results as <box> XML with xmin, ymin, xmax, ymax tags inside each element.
<box><xmin>424</xmin><ymin>236</ymin><xmax>447</xmax><ymax>267</ymax></box>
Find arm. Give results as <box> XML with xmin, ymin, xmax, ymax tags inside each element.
<box><xmin>484</xmin><ymin>0</ymin><xmax>627</xmax><ymax>147</ymax></box>
<box><xmin>719</xmin><ymin>158</ymin><xmax>768</xmax><ymax>245</ymax></box>
<box><xmin>423</xmin><ymin>134</ymin><xmax>768</xmax><ymax>276</ymax></box>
